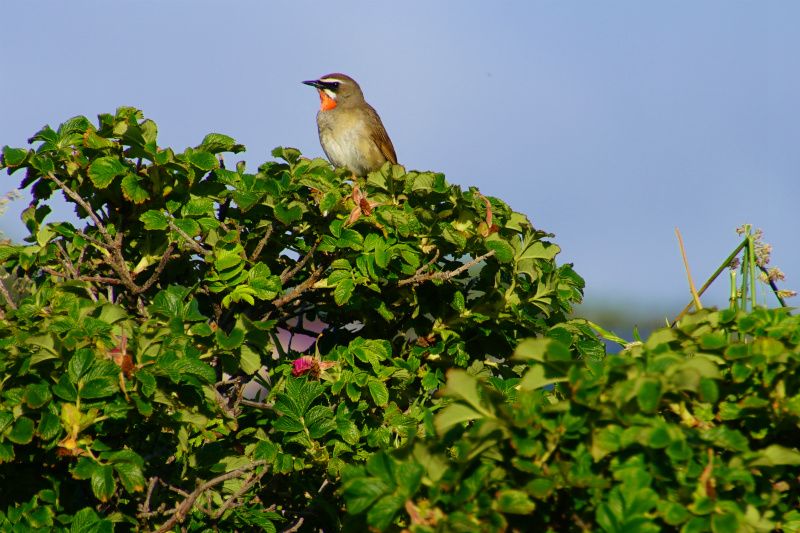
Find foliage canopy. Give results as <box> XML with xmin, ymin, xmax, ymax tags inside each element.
<box><xmin>0</xmin><ymin>108</ymin><xmax>593</xmax><ymax>531</ymax></box>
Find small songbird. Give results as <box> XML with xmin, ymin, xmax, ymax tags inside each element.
<box><xmin>302</xmin><ymin>73</ymin><xmax>397</xmax><ymax>176</ymax></box>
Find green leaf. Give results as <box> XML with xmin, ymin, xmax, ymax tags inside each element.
<box><xmin>88</xmin><ymin>156</ymin><xmax>127</xmax><ymax>188</ymax></box>
<box><xmin>114</xmin><ymin>462</ymin><xmax>146</xmax><ymax>493</ymax></box>
<box><xmin>91</xmin><ymin>464</ymin><xmax>116</xmax><ymax>502</ymax></box>
<box><xmin>343</xmin><ymin>477</ymin><xmax>388</xmax><ymax>515</ymax></box>
<box><xmin>216</xmin><ymin>327</ymin><xmax>245</xmax><ymax>350</ymax></box>
<box><xmin>8</xmin><ymin>416</ymin><xmax>35</xmax><ymax>444</ymax></box>
<box><xmin>189</xmin><ymin>151</ymin><xmax>218</xmax><ymax>170</ymax></box>
<box><xmin>199</xmin><ymin>133</ymin><xmax>243</xmax><ymax>154</ymax></box>
<box><xmin>334</xmin><ymin>278</ymin><xmax>355</xmax><ymax>306</ymax></box>
<box><xmin>240</xmin><ymin>345</ymin><xmax>262</xmax><ymax>375</ymax></box>
<box><xmin>68</xmin><ymin>349</ymin><xmax>95</xmax><ymax>384</ymax></box>
<box><xmin>2</xmin><ymin>146</ymin><xmax>29</xmax><ymax>167</ymax></box>
<box><xmin>182</xmin><ymin>196</ymin><xmax>215</xmax><ymax>217</ymax></box>
<box><xmin>636</xmin><ymin>378</ymin><xmax>662</xmax><ymax>413</ymax></box>
<box><xmin>748</xmin><ymin>445</ymin><xmax>800</xmax><ymax>466</ymax></box>
<box><xmin>367</xmin><ymin>380</ymin><xmax>389</xmax><ymax>407</ymax></box>
<box><xmin>484</xmin><ymin>235</ymin><xmax>514</xmax><ymax>263</ymax></box>
<box><xmin>275</xmin><ymin>202</ymin><xmax>303</xmax><ymax>225</ymax></box>
<box><xmin>140</xmin><ymin>210</ymin><xmax>169</xmax><ymax>230</ymax></box>
<box><xmin>80</xmin><ymin>377</ymin><xmax>118</xmax><ymax>399</ymax></box>
<box><xmin>24</xmin><ymin>383</ymin><xmax>52</xmax><ymax>408</ymax></box>
<box><xmin>494</xmin><ymin>489</ymin><xmax>536</xmax><ymax>514</ymax></box>
<box><xmin>121</xmin><ymin>174</ymin><xmax>150</xmax><ymax>203</ymax></box>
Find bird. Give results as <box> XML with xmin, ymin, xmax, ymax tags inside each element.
<box><xmin>302</xmin><ymin>73</ymin><xmax>397</xmax><ymax>177</ymax></box>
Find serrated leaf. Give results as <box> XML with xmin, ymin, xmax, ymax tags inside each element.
<box><xmin>121</xmin><ymin>174</ymin><xmax>149</xmax><ymax>203</ymax></box>
<box><xmin>367</xmin><ymin>380</ymin><xmax>389</xmax><ymax>407</ymax></box>
<box><xmin>2</xmin><ymin>146</ymin><xmax>29</xmax><ymax>166</ymax></box>
<box><xmin>240</xmin><ymin>345</ymin><xmax>262</xmax><ymax>375</ymax></box>
<box><xmin>140</xmin><ymin>210</ymin><xmax>168</xmax><ymax>230</ymax></box>
<box><xmin>88</xmin><ymin>157</ymin><xmax>127</xmax><ymax>188</ymax></box>
<box><xmin>91</xmin><ymin>464</ymin><xmax>116</xmax><ymax>502</ymax></box>
<box><xmin>485</xmin><ymin>235</ymin><xmax>514</xmax><ymax>263</ymax></box>
<box><xmin>114</xmin><ymin>462</ymin><xmax>146</xmax><ymax>493</ymax></box>
<box><xmin>334</xmin><ymin>278</ymin><xmax>355</xmax><ymax>306</ymax></box>
<box><xmin>8</xmin><ymin>416</ymin><xmax>35</xmax><ymax>444</ymax></box>
<box><xmin>189</xmin><ymin>151</ymin><xmax>218</xmax><ymax>170</ymax></box>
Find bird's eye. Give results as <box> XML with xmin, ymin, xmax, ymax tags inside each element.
<box><xmin>331</xmin><ymin>82</ymin><xmax>340</xmax><ymax>89</ymax></box>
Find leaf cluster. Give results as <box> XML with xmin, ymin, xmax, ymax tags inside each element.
<box><xmin>0</xmin><ymin>108</ymin><xmax>592</xmax><ymax>530</ymax></box>
<box><xmin>345</xmin><ymin>308</ymin><xmax>800</xmax><ymax>532</ymax></box>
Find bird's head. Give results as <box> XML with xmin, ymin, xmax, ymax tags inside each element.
<box><xmin>302</xmin><ymin>73</ymin><xmax>364</xmax><ymax>111</ymax></box>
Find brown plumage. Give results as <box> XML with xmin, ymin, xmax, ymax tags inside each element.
<box><xmin>302</xmin><ymin>73</ymin><xmax>397</xmax><ymax>176</ymax></box>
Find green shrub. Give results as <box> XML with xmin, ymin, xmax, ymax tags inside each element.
<box><xmin>348</xmin><ymin>307</ymin><xmax>800</xmax><ymax>531</ymax></box>
<box><xmin>0</xmin><ymin>108</ymin><xmax>595</xmax><ymax>531</ymax></box>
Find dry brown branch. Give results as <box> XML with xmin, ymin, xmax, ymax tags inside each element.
<box><xmin>280</xmin><ymin>239</ymin><xmax>320</xmax><ymax>284</ymax></box>
<box><xmin>46</xmin><ymin>172</ymin><xmax>112</xmax><ymax>244</ymax></box>
<box><xmin>138</xmin><ymin>242</ymin><xmax>176</xmax><ymax>293</ymax></box>
<box><xmin>398</xmin><ymin>250</ymin><xmax>496</xmax><ymax>287</ymax></box>
<box><xmin>281</xmin><ymin>517</ymin><xmax>305</xmax><ymax>533</ymax></box>
<box><xmin>240</xmin><ymin>399</ymin><xmax>274</xmax><ymax>410</ymax></box>
<box><xmin>168</xmin><ymin>220</ymin><xmax>211</xmax><ymax>257</ymax></box>
<box><xmin>139</xmin><ymin>477</ymin><xmax>160</xmax><ymax>516</ymax></box>
<box><xmin>213</xmin><ymin>466</ymin><xmax>270</xmax><ymax>519</ymax></box>
<box><xmin>250</xmin><ymin>224</ymin><xmax>273</xmax><ymax>262</ymax></box>
<box><xmin>272</xmin><ymin>264</ymin><xmax>325</xmax><ymax>309</ymax></box>
<box><xmin>41</xmin><ymin>267</ymin><xmax>123</xmax><ymax>285</ymax></box>
<box><xmin>153</xmin><ymin>461</ymin><xmax>268</xmax><ymax>533</ymax></box>
<box><xmin>0</xmin><ymin>275</ymin><xmax>17</xmax><ymax>310</ymax></box>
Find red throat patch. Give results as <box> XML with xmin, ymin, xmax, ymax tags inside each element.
<box><xmin>318</xmin><ymin>90</ymin><xmax>337</xmax><ymax>111</ymax></box>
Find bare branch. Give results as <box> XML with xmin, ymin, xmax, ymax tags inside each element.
<box><xmin>0</xmin><ymin>275</ymin><xmax>17</xmax><ymax>310</ymax></box>
<box><xmin>414</xmin><ymin>250</ymin><xmax>440</xmax><ymax>277</ymax></box>
<box><xmin>168</xmin><ymin>220</ymin><xmax>211</xmax><ymax>257</ymax></box>
<box><xmin>41</xmin><ymin>267</ymin><xmax>123</xmax><ymax>285</ymax></box>
<box><xmin>138</xmin><ymin>242</ymin><xmax>176</xmax><ymax>293</ymax></box>
<box><xmin>139</xmin><ymin>477</ymin><xmax>159</xmax><ymax>516</ymax></box>
<box><xmin>46</xmin><ymin>173</ymin><xmax>112</xmax><ymax>245</ymax></box>
<box><xmin>214</xmin><ymin>467</ymin><xmax>270</xmax><ymax>519</ymax></box>
<box><xmin>250</xmin><ymin>224</ymin><xmax>273</xmax><ymax>262</ymax></box>
<box><xmin>281</xmin><ymin>517</ymin><xmax>305</xmax><ymax>533</ymax></box>
<box><xmin>154</xmin><ymin>461</ymin><xmax>268</xmax><ymax>533</ymax></box>
<box><xmin>240</xmin><ymin>399</ymin><xmax>274</xmax><ymax>410</ymax></box>
<box><xmin>398</xmin><ymin>250</ymin><xmax>496</xmax><ymax>287</ymax></box>
<box><xmin>280</xmin><ymin>239</ymin><xmax>320</xmax><ymax>284</ymax></box>
<box><xmin>272</xmin><ymin>265</ymin><xmax>325</xmax><ymax>309</ymax></box>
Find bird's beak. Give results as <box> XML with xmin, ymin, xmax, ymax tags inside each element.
<box><xmin>302</xmin><ymin>79</ymin><xmax>337</xmax><ymax>90</ymax></box>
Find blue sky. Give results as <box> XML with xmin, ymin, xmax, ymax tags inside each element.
<box><xmin>1</xmin><ymin>1</ymin><xmax>798</xmax><ymax>322</ymax></box>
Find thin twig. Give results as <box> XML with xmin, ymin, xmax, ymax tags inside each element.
<box><xmin>138</xmin><ymin>242</ymin><xmax>176</xmax><ymax>292</ymax></box>
<box><xmin>41</xmin><ymin>267</ymin><xmax>123</xmax><ymax>285</ymax></box>
<box><xmin>240</xmin><ymin>399</ymin><xmax>274</xmax><ymax>410</ymax></box>
<box><xmin>139</xmin><ymin>477</ymin><xmax>160</xmax><ymax>516</ymax></box>
<box><xmin>250</xmin><ymin>224</ymin><xmax>273</xmax><ymax>262</ymax></box>
<box><xmin>414</xmin><ymin>250</ymin><xmax>440</xmax><ymax>277</ymax></box>
<box><xmin>398</xmin><ymin>250</ymin><xmax>496</xmax><ymax>287</ymax></box>
<box><xmin>46</xmin><ymin>173</ymin><xmax>112</xmax><ymax>245</ymax></box>
<box><xmin>280</xmin><ymin>239</ymin><xmax>320</xmax><ymax>284</ymax></box>
<box><xmin>168</xmin><ymin>221</ymin><xmax>211</xmax><ymax>256</ymax></box>
<box><xmin>672</xmin><ymin>238</ymin><xmax>748</xmax><ymax>326</ymax></box>
<box><xmin>675</xmin><ymin>227</ymin><xmax>702</xmax><ymax>312</ymax></box>
<box><xmin>272</xmin><ymin>265</ymin><xmax>325</xmax><ymax>309</ymax></box>
<box><xmin>281</xmin><ymin>517</ymin><xmax>305</xmax><ymax>533</ymax></box>
<box><xmin>154</xmin><ymin>461</ymin><xmax>268</xmax><ymax>533</ymax></box>
<box><xmin>214</xmin><ymin>466</ymin><xmax>270</xmax><ymax>519</ymax></box>
<box><xmin>0</xmin><ymin>275</ymin><xmax>17</xmax><ymax>310</ymax></box>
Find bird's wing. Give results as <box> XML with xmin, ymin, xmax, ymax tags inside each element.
<box><xmin>366</xmin><ymin>105</ymin><xmax>398</xmax><ymax>164</ymax></box>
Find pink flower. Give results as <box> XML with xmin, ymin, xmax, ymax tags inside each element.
<box><xmin>292</xmin><ymin>356</ymin><xmax>315</xmax><ymax>377</ymax></box>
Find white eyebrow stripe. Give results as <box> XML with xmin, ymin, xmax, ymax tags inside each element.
<box><xmin>320</xmin><ymin>78</ymin><xmax>344</xmax><ymax>84</ymax></box>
